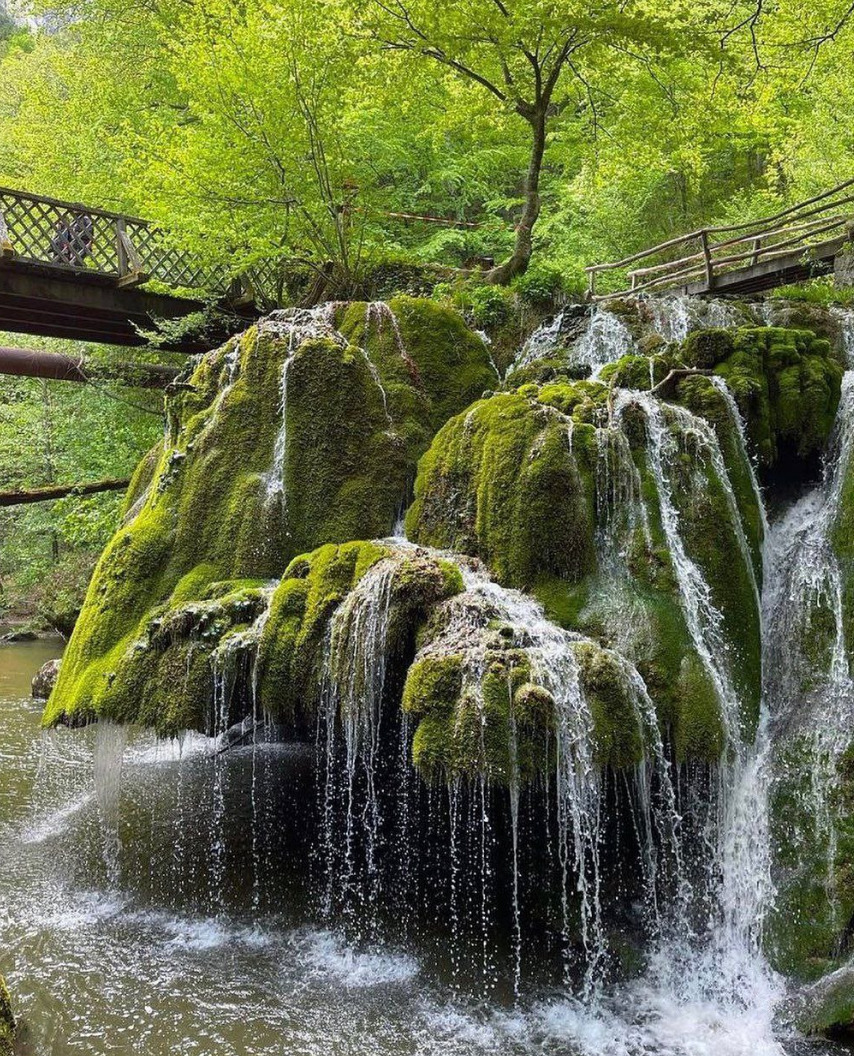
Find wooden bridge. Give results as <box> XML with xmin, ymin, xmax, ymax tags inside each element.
<box><xmin>0</xmin><ymin>187</ymin><xmax>274</xmax><ymax>346</ymax></box>
<box><xmin>586</xmin><ymin>179</ymin><xmax>854</xmax><ymax>301</ymax></box>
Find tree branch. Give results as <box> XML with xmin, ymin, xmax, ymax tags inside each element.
<box><xmin>0</xmin><ymin>479</ymin><xmax>131</xmax><ymax>507</ymax></box>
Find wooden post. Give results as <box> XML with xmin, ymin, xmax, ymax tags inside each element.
<box><xmin>115</xmin><ymin>223</ymin><xmax>148</xmax><ymax>287</ymax></box>
<box><xmin>116</xmin><ymin>217</ymin><xmax>129</xmax><ymax>277</ymax></box>
<box><xmin>751</xmin><ymin>237</ymin><xmax>761</xmax><ymax>265</ymax></box>
<box><xmin>700</xmin><ymin>230</ymin><xmax>714</xmax><ymax>289</ymax></box>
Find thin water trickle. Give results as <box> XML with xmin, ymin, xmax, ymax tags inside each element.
<box><xmin>93</xmin><ymin>720</ymin><xmax>127</xmax><ymax>886</ymax></box>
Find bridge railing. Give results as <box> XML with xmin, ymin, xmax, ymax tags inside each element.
<box><xmin>585</xmin><ymin>178</ymin><xmax>854</xmax><ymax>300</ymax></box>
<box><xmin>0</xmin><ymin>186</ymin><xmax>239</xmax><ymax>295</ymax></box>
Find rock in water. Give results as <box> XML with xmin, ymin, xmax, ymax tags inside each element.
<box><xmin>31</xmin><ymin>658</ymin><xmax>62</xmax><ymax>700</ymax></box>
<box><xmin>0</xmin><ymin>630</ymin><xmax>37</xmax><ymax>643</ymax></box>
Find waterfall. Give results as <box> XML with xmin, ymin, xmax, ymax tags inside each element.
<box><xmin>515</xmin><ymin>305</ymin><xmax>633</xmax><ymax>374</ymax></box>
<box><xmin>40</xmin><ymin>293</ymin><xmax>854</xmax><ymax>1054</ymax></box>
<box><xmin>515</xmin><ymin>308</ymin><xmax>570</xmax><ymax>369</ymax></box>
<box><xmin>574</xmin><ymin>306</ymin><xmax>634</xmax><ymax>374</ymax></box>
<box><xmin>514</xmin><ymin>294</ymin><xmax>744</xmax><ymax>377</ymax></box>
<box><xmin>709</xmin><ymin>376</ymin><xmax>769</xmax><ymax>540</ymax></box>
<box><xmin>763</xmin><ymin>364</ymin><xmax>854</xmax><ymax>936</ymax></box>
<box><xmin>93</xmin><ymin>721</ymin><xmax>128</xmax><ymax>886</ymax></box>
<box><xmin>263</xmin><ymin>306</ymin><xmax>347</xmax><ymax>505</ymax></box>
<box><xmin>646</xmin><ymin>294</ymin><xmax>744</xmax><ymax>343</ymax></box>
<box><xmin>318</xmin><ymin>558</ymin><xmax>399</xmax><ymax>928</ymax></box>
<box><xmin>614</xmin><ymin>392</ymin><xmax>757</xmax><ymax>748</ymax></box>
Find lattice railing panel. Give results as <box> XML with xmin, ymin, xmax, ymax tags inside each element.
<box><xmin>0</xmin><ymin>186</ymin><xmax>297</xmax><ymax>308</ymax></box>
<box><xmin>0</xmin><ymin>190</ymin><xmax>122</xmax><ymax>274</ymax></box>
<box><xmin>0</xmin><ymin>187</ymin><xmax>238</xmax><ymax>295</ymax></box>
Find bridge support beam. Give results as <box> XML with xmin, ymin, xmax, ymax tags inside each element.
<box><xmin>0</xmin><ymin>346</ymin><xmax>180</xmax><ymax>388</ymax></box>
<box><xmin>0</xmin><ymin>264</ymin><xmax>252</xmax><ymax>349</ymax></box>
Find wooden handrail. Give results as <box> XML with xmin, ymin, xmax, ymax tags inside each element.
<box><xmin>587</xmin><ymin>177</ymin><xmax>854</xmax><ymax>297</ymax></box>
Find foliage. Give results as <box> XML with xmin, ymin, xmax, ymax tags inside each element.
<box><xmin>773</xmin><ymin>277</ymin><xmax>854</xmax><ymax>307</ymax></box>
<box><xmin>3</xmin><ymin>0</ymin><xmax>854</xmax><ymax>290</ymax></box>
<box><xmin>0</xmin><ymin>334</ymin><xmax>167</xmax><ymax>625</ymax></box>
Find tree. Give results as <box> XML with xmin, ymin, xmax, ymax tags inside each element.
<box><xmin>357</xmin><ymin>0</ymin><xmax>720</xmax><ymax>283</ymax></box>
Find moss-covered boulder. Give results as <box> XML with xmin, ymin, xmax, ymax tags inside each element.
<box><xmin>789</xmin><ymin>961</ymin><xmax>854</xmax><ymax>1036</ymax></box>
<box><xmin>400</xmin><ymin>564</ymin><xmax>661</xmax><ymax>783</ymax></box>
<box><xmin>46</xmin><ymin>302</ymin><xmax>494</xmax><ymax>730</ymax></box>
<box><xmin>255</xmin><ymin>540</ymin><xmax>462</xmax><ymax>734</ymax></box>
<box><xmin>682</xmin><ymin>327</ymin><xmax>843</xmax><ymax>468</ymax></box>
<box><xmin>767</xmin><ymin>735</ymin><xmax>854</xmax><ymax>981</ymax></box>
<box><xmin>407</xmin><ymin>377</ymin><xmax>763</xmax><ymax>760</ymax></box>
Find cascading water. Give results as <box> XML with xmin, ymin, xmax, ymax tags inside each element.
<box><xmin>574</xmin><ymin>306</ymin><xmax>634</xmax><ymax>374</ymax></box>
<box><xmin>646</xmin><ymin>293</ymin><xmax>745</xmax><ymax>343</ymax></box>
<box><xmin>515</xmin><ymin>305</ymin><xmax>633</xmax><ymax>374</ymax></box>
<box><xmin>264</xmin><ymin>306</ymin><xmax>347</xmax><ymax>504</ymax></box>
<box><xmin>13</xmin><ymin>295</ymin><xmax>854</xmax><ymax>1055</ymax></box>
<box><xmin>516</xmin><ymin>294</ymin><xmax>746</xmax><ymax>378</ymax></box>
<box><xmin>761</xmin><ymin>323</ymin><xmax>854</xmax><ymax>951</ymax></box>
<box><xmin>93</xmin><ymin>720</ymin><xmax>128</xmax><ymax>886</ymax></box>
<box><xmin>317</xmin><ymin>558</ymin><xmax>398</xmax><ymax>927</ymax></box>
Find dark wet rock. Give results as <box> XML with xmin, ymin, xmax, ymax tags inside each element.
<box><xmin>0</xmin><ymin>630</ymin><xmax>37</xmax><ymax>643</ymax></box>
<box><xmin>32</xmin><ymin>658</ymin><xmax>62</xmax><ymax>699</ymax></box>
<box><xmin>0</xmin><ymin>974</ymin><xmax>14</xmax><ymax>1056</ymax></box>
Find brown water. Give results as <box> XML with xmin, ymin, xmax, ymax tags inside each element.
<box><xmin>0</xmin><ymin>639</ymin><xmax>849</xmax><ymax>1056</ymax></box>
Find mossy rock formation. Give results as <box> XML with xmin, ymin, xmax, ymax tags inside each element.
<box><xmin>45</xmin><ymin>312</ymin><xmax>842</xmax><ymax>792</ymax></box>
<box><xmin>46</xmin><ymin>300</ymin><xmax>494</xmax><ymax>731</ymax></box>
<box><xmin>406</xmin><ymin>370</ymin><xmax>763</xmax><ymax>759</ymax></box>
<box><xmin>682</xmin><ymin>326</ymin><xmax>843</xmax><ymax>469</ymax></box>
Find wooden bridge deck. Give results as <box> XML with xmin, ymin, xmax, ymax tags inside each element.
<box><xmin>0</xmin><ymin>187</ymin><xmax>267</xmax><ymax>347</ymax></box>
<box><xmin>586</xmin><ymin>180</ymin><xmax>854</xmax><ymax>301</ymax></box>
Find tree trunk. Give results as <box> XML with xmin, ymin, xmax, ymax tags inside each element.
<box><xmin>0</xmin><ymin>347</ymin><xmax>180</xmax><ymax>389</ymax></box>
<box><xmin>486</xmin><ymin>109</ymin><xmax>547</xmax><ymax>285</ymax></box>
<box><xmin>0</xmin><ymin>478</ymin><xmax>131</xmax><ymax>507</ymax></box>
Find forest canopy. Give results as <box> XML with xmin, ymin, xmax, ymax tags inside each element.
<box><xmin>1</xmin><ymin>0</ymin><xmax>854</xmax><ymax>291</ymax></box>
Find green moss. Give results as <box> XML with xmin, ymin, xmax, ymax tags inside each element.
<box><xmin>575</xmin><ymin>642</ymin><xmax>645</xmax><ymax>768</ymax></box>
<box><xmin>122</xmin><ymin>439</ymin><xmax>163</xmax><ymax>518</ymax></box>
<box><xmin>682</xmin><ymin>329</ymin><xmax>735</xmax><ymax>370</ymax></box>
<box><xmin>710</xmin><ymin>328</ymin><xmax>843</xmax><ymax>468</ymax></box>
<box><xmin>407</xmin><ymin>379</ymin><xmax>759</xmax><ymax>764</ymax></box>
<box><xmin>793</xmin><ymin>963</ymin><xmax>854</xmax><ymax>1036</ymax></box>
<box><xmin>46</xmin><ymin>301</ymin><xmax>493</xmax><ymax>731</ymax></box>
<box><xmin>257</xmin><ymin>541</ymin><xmax>463</xmax><ymax>731</ymax></box>
<box><xmin>768</xmin><ymin>739</ymin><xmax>854</xmax><ymax>981</ymax></box>
<box><xmin>407</xmin><ymin>392</ymin><xmax>598</xmax><ymax>589</ymax></box>
<box><xmin>403</xmin><ymin>648</ymin><xmax>555</xmax><ymax>783</ymax></box>
<box><xmin>674</xmin><ymin>374</ymin><xmax>764</xmax><ymax>575</ymax></box>
<box><xmin>599</xmin><ymin>352</ymin><xmax>674</xmax><ymax>391</ymax></box>
<box><xmin>257</xmin><ymin>541</ymin><xmax>391</xmax><ymax>726</ymax></box>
